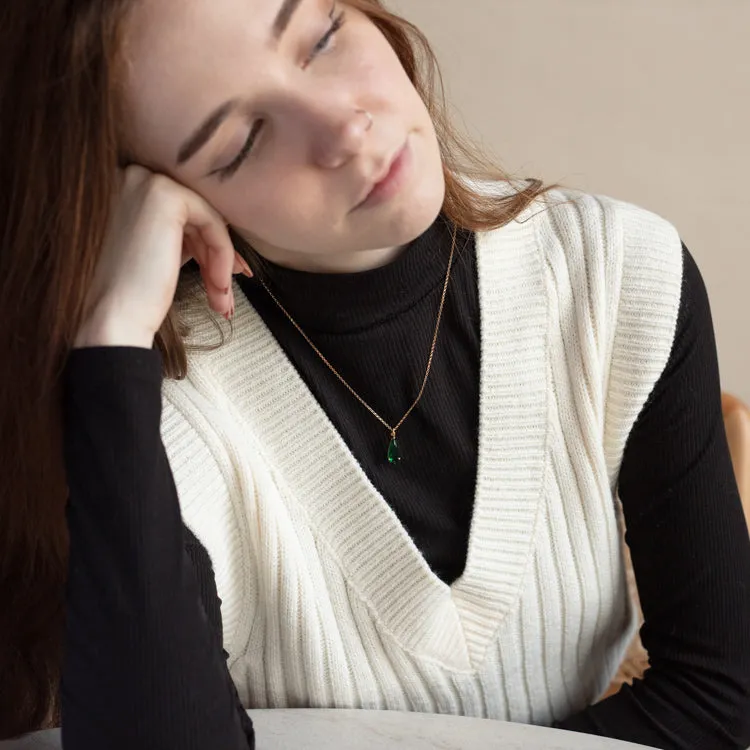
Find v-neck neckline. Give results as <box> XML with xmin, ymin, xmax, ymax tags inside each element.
<box><xmin>185</xmin><ymin>212</ymin><xmax>549</xmax><ymax>671</ymax></box>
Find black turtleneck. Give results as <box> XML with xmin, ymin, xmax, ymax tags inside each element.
<box><xmin>55</xmin><ymin>216</ymin><xmax>750</xmax><ymax>750</ymax></box>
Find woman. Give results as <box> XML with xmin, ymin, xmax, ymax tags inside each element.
<box><xmin>1</xmin><ymin>0</ymin><xmax>749</xmax><ymax>748</ymax></box>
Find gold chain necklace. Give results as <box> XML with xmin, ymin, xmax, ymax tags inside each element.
<box><xmin>258</xmin><ymin>225</ymin><xmax>458</xmax><ymax>464</ymax></box>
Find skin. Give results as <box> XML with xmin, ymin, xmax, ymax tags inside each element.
<box><xmin>121</xmin><ymin>0</ymin><xmax>446</xmax><ymax>274</ymax></box>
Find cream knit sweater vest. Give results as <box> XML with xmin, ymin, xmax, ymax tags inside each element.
<box><xmin>160</xmin><ymin>187</ymin><xmax>683</xmax><ymax>726</ymax></box>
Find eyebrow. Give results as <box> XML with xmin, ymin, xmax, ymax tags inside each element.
<box><xmin>272</xmin><ymin>0</ymin><xmax>305</xmax><ymax>41</ymax></box>
<box><xmin>175</xmin><ymin>0</ymin><xmax>306</xmax><ymax>167</ymax></box>
<box><xmin>176</xmin><ymin>99</ymin><xmax>240</xmax><ymax>166</ymax></box>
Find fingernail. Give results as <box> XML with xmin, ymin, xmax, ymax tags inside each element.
<box><xmin>239</xmin><ymin>257</ymin><xmax>254</xmax><ymax>278</ymax></box>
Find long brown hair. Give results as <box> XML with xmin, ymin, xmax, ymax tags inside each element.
<box><xmin>0</xmin><ymin>0</ymin><xmax>557</xmax><ymax>737</ymax></box>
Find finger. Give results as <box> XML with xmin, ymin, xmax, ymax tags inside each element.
<box><xmin>188</xmin><ymin>245</ymin><xmax>247</xmax><ymax>276</ymax></box>
<box><xmin>181</xmin><ymin>195</ymin><xmax>235</xmax><ymax>315</ymax></box>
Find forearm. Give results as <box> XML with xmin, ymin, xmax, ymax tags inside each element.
<box><xmin>556</xmin><ymin>476</ymin><xmax>750</xmax><ymax>750</ymax></box>
<box><xmin>558</xmin><ymin>244</ymin><xmax>750</xmax><ymax>749</ymax></box>
<box><xmin>61</xmin><ymin>346</ymin><xmax>253</xmax><ymax>749</ymax></box>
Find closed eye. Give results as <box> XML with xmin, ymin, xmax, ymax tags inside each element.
<box><xmin>213</xmin><ymin>3</ymin><xmax>347</xmax><ymax>182</ymax></box>
<box><xmin>213</xmin><ymin>121</ymin><xmax>264</xmax><ymax>181</ymax></box>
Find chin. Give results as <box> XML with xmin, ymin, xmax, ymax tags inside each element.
<box><xmin>381</xmin><ymin>172</ymin><xmax>446</xmax><ymax>247</ymax></box>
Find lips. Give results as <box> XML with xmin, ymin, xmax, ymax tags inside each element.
<box><xmin>354</xmin><ymin>140</ymin><xmax>409</xmax><ymax>211</ymax></box>
<box><xmin>371</xmin><ymin>151</ymin><xmax>400</xmax><ymax>191</ymax></box>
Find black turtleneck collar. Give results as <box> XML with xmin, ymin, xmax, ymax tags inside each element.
<box><xmin>236</xmin><ymin>215</ymin><xmax>458</xmax><ymax>334</ymax></box>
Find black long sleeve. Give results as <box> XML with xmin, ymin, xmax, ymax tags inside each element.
<box><xmin>556</xmin><ymin>245</ymin><xmax>750</xmax><ymax>748</ymax></box>
<box><xmin>61</xmin><ymin>347</ymin><xmax>254</xmax><ymax>750</ymax></box>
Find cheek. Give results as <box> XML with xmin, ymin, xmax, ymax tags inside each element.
<box><xmin>342</xmin><ymin>16</ymin><xmax>416</xmax><ymax>105</ymax></box>
<box><xmin>214</xmin><ymin>172</ymin><xmax>331</xmax><ymax>243</ymax></box>
<box><xmin>369</xmin><ymin>54</ymin><xmax>411</xmax><ymax>102</ymax></box>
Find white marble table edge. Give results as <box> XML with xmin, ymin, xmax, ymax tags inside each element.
<box><xmin>0</xmin><ymin>708</ymin><xmax>659</xmax><ymax>750</ymax></box>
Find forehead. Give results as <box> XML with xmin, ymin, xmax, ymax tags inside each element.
<box><xmin>124</xmin><ymin>0</ymin><xmax>280</xmax><ymax>92</ymax></box>
<box><xmin>126</xmin><ymin>0</ymin><xmax>280</xmax><ymax>53</ymax></box>
<box><xmin>122</xmin><ymin>0</ymin><xmax>282</xmax><ymax>162</ymax></box>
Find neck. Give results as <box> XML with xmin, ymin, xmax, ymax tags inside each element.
<box><xmin>248</xmin><ymin>242</ymin><xmax>407</xmax><ymax>274</ymax></box>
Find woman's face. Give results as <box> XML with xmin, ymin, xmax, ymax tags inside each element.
<box><xmin>123</xmin><ymin>0</ymin><xmax>445</xmax><ymax>270</ymax></box>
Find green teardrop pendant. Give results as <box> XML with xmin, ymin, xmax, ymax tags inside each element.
<box><xmin>387</xmin><ymin>436</ymin><xmax>402</xmax><ymax>464</ymax></box>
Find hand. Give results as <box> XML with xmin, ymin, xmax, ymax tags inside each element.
<box><xmin>74</xmin><ymin>165</ymin><xmax>251</xmax><ymax>349</ymax></box>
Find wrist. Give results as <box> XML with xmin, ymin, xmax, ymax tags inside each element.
<box><xmin>74</xmin><ymin>314</ymin><xmax>155</xmax><ymax>350</ymax></box>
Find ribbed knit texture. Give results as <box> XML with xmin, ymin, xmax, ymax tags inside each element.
<box><xmin>160</xmin><ymin>187</ymin><xmax>683</xmax><ymax>725</ymax></box>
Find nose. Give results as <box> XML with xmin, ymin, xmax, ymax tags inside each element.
<box><xmin>309</xmin><ymin>106</ymin><xmax>374</xmax><ymax>169</ymax></box>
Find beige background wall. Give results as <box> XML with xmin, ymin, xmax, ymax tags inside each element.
<box><xmin>390</xmin><ymin>0</ymin><xmax>750</xmax><ymax>403</ymax></box>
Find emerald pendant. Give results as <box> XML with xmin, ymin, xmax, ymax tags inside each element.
<box><xmin>387</xmin><ymin>436</ymin><xmax>402</xmax><ymax>464</ymax></box>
